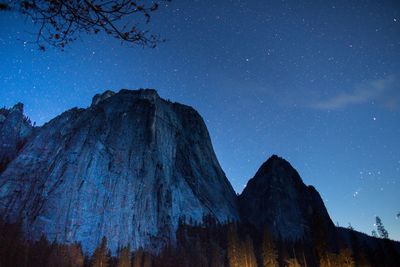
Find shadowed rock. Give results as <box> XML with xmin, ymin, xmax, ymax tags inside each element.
<box><xmin>0</xmin><ymin>103</ymin><xmax>33</xmax><ymax>173</ymax></box>
<box><xmin>239</xmin><ymin>155</ymin><xmax>335</xmax><ymax>240</ymax></box>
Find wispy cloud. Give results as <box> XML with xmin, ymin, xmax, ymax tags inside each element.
<box><xmin>310</xmin><ymin>75</ymin><xmax>399</xmax><ymax>110</ymax></box>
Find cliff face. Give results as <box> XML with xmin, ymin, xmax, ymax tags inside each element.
<box><xmin>239</xmin><ymin>155</ymin><xmax>335</xmax><ymax>240</ymax></box>
<box><xmin>0</xmin><ymin>89</ymin><xmax>239</xmax><ymax>253</ymax></box>
<box><xmin>0</xmin><ymin>89</ymin><xmax>344</xmax><ymax>254</ymax></box>
<box><xmin>0</xmin><ymin>103</ymin><xmax>33</xmax><ymax>173</ymax></box>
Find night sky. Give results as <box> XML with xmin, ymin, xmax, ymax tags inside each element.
<box><xmin>1</xmin><ymin>0</ymin><xmax>400</xmax><ymax>240</ymax></box>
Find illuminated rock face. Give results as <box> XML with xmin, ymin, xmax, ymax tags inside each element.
<box><xmin>239</xmin><ymin>155</ymin><xmax>335</xmax><ymax>240</ymax></box>
<box><xmin>0</xmin><ymin>89</ymin><xmax>239</xmax><ymax>253</ymax></box>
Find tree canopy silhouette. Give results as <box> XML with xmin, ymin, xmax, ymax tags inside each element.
<box><xmin>0</xmin><ymin>0</ymin><xmax>169</xmax><ymax>50</ymax></box>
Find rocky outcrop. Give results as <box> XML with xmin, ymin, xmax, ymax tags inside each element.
<box><xmin>239</xmin><ymin>155</ymin><xmax>335</xmax><ymax>240</ymax></box>
<box><xmin>91</xmin><ymin>90</ymin><xmax>115</xmax><ymax>106</ymax></box>
<box><xmin>0</xmin><ymin>103</ymin><xmax>33</xmax><ymax>173</ymax></box>
<box><xmin>0</xmin><ymin>89</ymin><xmax>239</xmax><ymax>253</ymax></box>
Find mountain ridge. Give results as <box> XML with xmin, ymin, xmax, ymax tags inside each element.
<box><xmin>0</xmin><ymin>89</ymin><xmax>396</xmax><ymax>262</ymax></box>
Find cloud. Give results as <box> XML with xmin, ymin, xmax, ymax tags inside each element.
<box><xmin>310</xmin><ymin>75</ymin><xmax>399</xmax><ymax>110</ymax></box>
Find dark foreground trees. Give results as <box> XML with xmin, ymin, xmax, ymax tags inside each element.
<box><xmin>0</xmin><ymin>217</ymin><xmax>399</xmax><ymax>267</ymax></box>
<box><xmin>0</xmin><ymin>0</ymin><xmax>169</xmax><ymax>50</ymax></box>
<box><xmin>262</xmin><ymin>228</ymin><xmax>278</xmax><ymax>267</ymax></box>
<box><xmin>92</xmin><ymin>237</ymin><xmax>110</xmax><ymax>267</ymax></box>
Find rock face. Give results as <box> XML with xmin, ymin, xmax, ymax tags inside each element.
<box><xmin>239</xmin><ymin>155</ymin><xmax>335</xmax><ymax>240</ymax></box>
<box><xmin>0</xmin><ymin>90</ymin><xmax>340</xmax><ymax>254</ymax></box>
<box><xmin>0</xmin><ymin>89</ymin><xmax>239</xmax><ymax>253</ymax></box>
<box><xmin>0</xmin><ymin>103</ymin><xmax>33</xmax><ymax>173</ymax></box>
<box><xmin>91</xmin><ymin>90</ymin><xmax>115</xmax><ymax>106</ymax></box>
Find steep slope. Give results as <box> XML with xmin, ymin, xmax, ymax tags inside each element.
<box><xmin>239</xmin><ymin>155</ymin><xmax>335</xmax><ymax>240</ymax></box>
<box><xmin>0</xmin><ymin>89</ymin><xmax>239</xmax><ymax>253</ymax></box>
<box><xmin>0</xmin><ymin>103</ymin><xmax>33</xmax><ymax>173</ymax></box>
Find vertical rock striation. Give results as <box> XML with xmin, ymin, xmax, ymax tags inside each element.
<box><xmin>0</xmin><ymin>103</ymin><xmax>33</xmax><ymax>173</ymax></box>
<box><xmin>0</xmin><ymin>89</ymin><xmax>239</xmax><ymax>253</ymax></box>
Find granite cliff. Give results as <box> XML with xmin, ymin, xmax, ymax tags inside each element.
<box><xmin>0</xmin><ymin>89</ymin><xmax>239</xmax><ymax>253</ymax></box>
<box><xmin>0</xmin><ymin>103</ymin><xmax>33</xmax><ymax>173</ymax></box>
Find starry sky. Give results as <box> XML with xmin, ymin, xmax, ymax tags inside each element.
<box><xmin>1</xmin><ymin>0</ymin><xmax>400</xmax><ymax>240</ymax></box>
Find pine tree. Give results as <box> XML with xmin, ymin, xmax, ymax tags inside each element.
<box><xmin>29</xmin><ymin>235</ymin><xmax>52</xmax><ymax>267</ymax></box>
<box><xmin>312</xmin><ymin>211</ymin><xmax>329</xmax><ymax>264</ymax></box>
<box><xmin>358</xmin><ymin>251</ymin><xmax>372</xmax><ymax>267</ymax></box>
<box><xmin>338</xmin><ymin>248</ymin><xmax>355</xmax><ymax>267</ymax></box>
<box><xmin>319</xmin><ymin>252</ymin><xmax>338</xmax><ymax>267</ymax></box>
<box><xmin>117</xmin><ymin>245</ymin><xmax>131</xmax><ymax>267</ymax></box>
<box><xmin>48</xmin><ymin>243</ymin><xmax>84</xmax><ymax>267</ymax></box>
<box><xmin>262</xmin><ymin>229</ymin><xmax>278</xmax><ymax>267</ymax></box>
<box><xmin>371</xmin><ymin>230</ymin><xmax>378</xmax><ymax>238</ymax></box>
<box><xmin>91</xmin><ymin>237</ymin><xmax>109</xmax><ymax>267</ymax></box>
<box><xmin>349</xmin><ymin>228</ymin><xmax>360</xmax><ymax>265</ymax></box>
<box><xmin>243</xmin><ymin>235</ymin><xmax>257</xmax><ymax>267</ymax></box>
<box><xmin>193</xmin><ymin>237</ymin><xmax>207</xmax><ymax>267</ymax></box>
<box><xmin>227</xmin><ymin>224</ymin><xmax>241</xmax><ymax>267</ymax></box>
<box><xmin>285</xmin><ymin>258</ymin><xmax>301</xmax><ymax>267</ymax></box>
<box><xmin>375</xmin><ymin>216</ymin><xmax>389</xmax><ymax>239</ymax></box>
<box><xmin>210</xmin><ymin>241</ymin><xmax>224</xmax><ymax>267</ymax></box>
<box><xmin>69</xmin><ymin>243</ymin><xmax>85</xmax><ymax>267</ymax></box>
<box><xmin>133</xmin><ymin>248</ymin><xmax>144</xmax><ymax>267</ymax></box>
<box><xmin>143</xmin><ymin>252</ymin><xmax>153</xmax><ymax>267</ymax></box>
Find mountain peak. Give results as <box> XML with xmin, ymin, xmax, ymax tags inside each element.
<box><xmin>261</xmin><ymin>154</ymin><xmax>292</xmax><ymax>169</ymax></box>
<box><xmin>250</xmin><ymin>155</ymin><xmax>304</xmax><ymax>188</ymax></box>
<box><xmin>239</xmin><ymin>155</ymin><xmax>334</xmax><ymax>240</ymax></box>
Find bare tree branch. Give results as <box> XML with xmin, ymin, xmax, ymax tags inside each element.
<box><xmin>0</xmin><ymin>0</ymin><xmax>170</xmax><ymax>50</ymax></box>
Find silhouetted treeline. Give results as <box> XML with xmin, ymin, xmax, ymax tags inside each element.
<box><xmin>1</xmin><ymin>217</ymin><xmax>399</xmax><ymax>267</ymax></box>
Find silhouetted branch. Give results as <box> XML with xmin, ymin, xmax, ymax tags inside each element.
<box><xmin>0</xmin><ymin>0</ymin><xmax>169</xmax><ymax>50</ymax></box>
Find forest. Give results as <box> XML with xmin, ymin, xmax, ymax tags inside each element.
<box><xmin>1</xmin><ymin>216</ymin><xmax>399</xmax><ymax>267</ymax></box>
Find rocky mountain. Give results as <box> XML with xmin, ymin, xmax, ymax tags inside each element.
<box><xmin>3</xmin><ymin>89</ymin><xmax>392</xmax><ymax>262</ymax></box>
<box><xmin>1</xmin><ymin>91</ymin><xmax>399</xmax><ymax>266</ymax></box>
<box><xmin>0</xmin><ymin>89</ymin><xmax>239</xmax><ymax>253</ymax></box>
<box><xmin>0</xmin><ymin>103</ymin><xmax>33</xmax><ymax>173</ymax></box>
<box><xmin>239</xmin><ymin>155</ymin><xmax>335</xmax><ymax>240</ymax></box>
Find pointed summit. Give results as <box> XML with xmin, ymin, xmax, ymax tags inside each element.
<box><xmin>250</xmin><ymin>154</ymin><xmax>305</xmax><ymax>185</ymax></box>
<box><xmin>239</xmin><ymin>155</ymin><xmax>335</xmax><ymax>240</ymax></box>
